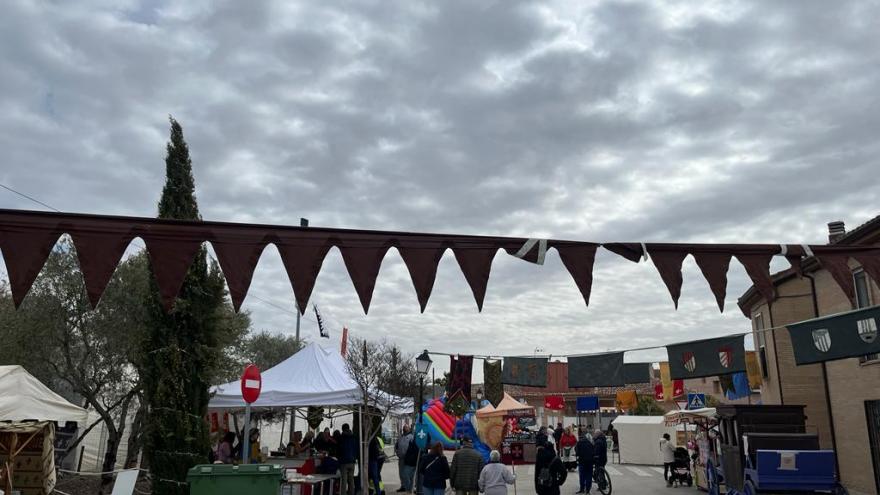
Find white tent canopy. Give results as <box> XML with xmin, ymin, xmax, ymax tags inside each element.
<box><xmin>611</xmin><ymin>415</ymin><xmax>677</xmax><ymax>466</ymax></box>
<box><xmin>210</xmin><ymin>343</ymin><xmax>361</xmax><ymax>409</ymax></box>
<box><xmin>0</xmin><ymin>365</ymin><xmax>87</xmax><ymax>424</ymax></box>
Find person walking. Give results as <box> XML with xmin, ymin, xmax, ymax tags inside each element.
<box><xmin>478</xmin><ymin>450</ymin><xmax>515</xmax><ymax>495</ymax></box>
<box><xmin>574</xmin><ymin>431</ymin><xmax>594</xmax><ymax>494</ymax></box>
<box><xmin>369</xmin><ymin>434</ymin><xmax>386</xmax><ymax>495</ymax></box>
<box><xmin>593</xmin><ymin>430</ymin><xmax>607</xmax><ymax>469</ymax></box>
<box><xmin>450</xmin><ymin>437</ymin><xmax>484</xmax><ymax>495</ymax></box>
<box><xmin>660</xmin><ymin>433</ymin><xmax>676</xmax><ymax>486</ymax></box>
<box><xmin>553</xmin><ymin>423</ymin><xmax>564</xmax><ymax>455</ymax></box>
<box><xmin>420</xmin><ymin>442</ymin><xmax>450</xmax><ymax>495</ymax></box>
<box><xmin>395</xmin><ymin>425</ymin><xmax>415</xmax><ymax>492</ymax></box>
<box><xmin>560</xmin><ymin>427</ymin><xmax>577</xmax><ymax>470</ymax></box>
<box><xmin>536</xmin><ymin>426</ymin><xmax>549</xmax><ymax>447</ymax></box>
<box><xmin>535</xmin><ymin>438</ymin><xmax>567</xmax><ymax>495</ymax></box>
<box><xmin>339</xmin><ymin>424</ymin><xmax>359</xmax><ymax>495</ymax></box>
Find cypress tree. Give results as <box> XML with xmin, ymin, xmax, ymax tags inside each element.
<box><xmin>143</xmin><ymin>117</ymin><xmax>226</xmax><ymax>495</ymax></box>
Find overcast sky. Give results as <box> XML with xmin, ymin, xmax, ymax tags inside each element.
<box><xmin>2</xmin><ymin>0</ymin><xmax>879</xmax><ymax>379</ymax></box>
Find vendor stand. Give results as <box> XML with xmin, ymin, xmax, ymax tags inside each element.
<box><xmin>664</xmin><ymin>407</ymin><xmax>717</xmax><ymax>491</ymax></box>
<box><xmin>209</xmin><ymin>343</ymin><xmax>413</xmax><ymax>495</ymax></box>
<box><xmin>476</xmin><ymin>394</ymin><xmax>536</xmax><ymax>465</ymax></box>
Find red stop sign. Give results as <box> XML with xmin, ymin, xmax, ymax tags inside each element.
<box><xmin>241</xmin><ymin>364</ymin><xmax>262</xmax><ymax>404</ymax></box>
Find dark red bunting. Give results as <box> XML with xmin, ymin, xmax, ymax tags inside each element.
<box><xmin>2</xmin><ymin>209</ymin><xmax>880</xmax><ymax>316</ymax></box>
<box><xmin>71</xmin><ymin>230</ymin><xmax>135</xmax><ymax>308</ymax></box>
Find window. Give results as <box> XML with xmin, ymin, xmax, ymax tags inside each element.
<box><xmin>856</xmin><ymin>270</ymin><xmax>877</xmax><ymax>363</ymax></box>
<box><xmin>754</xmin><ymin>313</ymin><xmax>769</xmax><ymax>378</ymax></box>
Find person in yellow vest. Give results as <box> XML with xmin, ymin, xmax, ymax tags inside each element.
<box><xmin>249</xmin><ymin>428</ymin><xmax>264</xmax><ymax>463</ymax></box>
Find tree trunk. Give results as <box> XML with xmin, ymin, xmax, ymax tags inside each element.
<box><xmin>124</xmin><ymin>399</ymin><xmax>147</xmax><ymax>469</ymax></box>
<box><xmin>99</xmin><ymin>395</ymin><xmax>133</xmax><ymax>494</ymax></box>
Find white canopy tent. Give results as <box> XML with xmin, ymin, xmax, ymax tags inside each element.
<box><xmin>210</xmin><ymin>343</ymin><xmax>361</xmax><ymax>409</ymax></box>
<box><xmin>0</xmin><ymin>365</ymin><xmax>87</xmax><ymax>424</ymax></box>
<box><xmin>208</xmin><ymin>342</ymin><xmax>414</xmax><ymax>495</ymax></box>
<box><xmin>611</xmin><ymin>415</ymin><xmax>677</xmax><ymax>465</ymax></box>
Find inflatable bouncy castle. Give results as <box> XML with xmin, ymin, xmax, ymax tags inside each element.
<box><xmin>420</xmin><ymin>398</ymin><xmax>491</xmax><ymax>460</ymax></box>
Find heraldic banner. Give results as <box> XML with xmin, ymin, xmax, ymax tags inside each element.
<box><xmin>502</xmin><ymin>357</ymin><xmax>547</xmax><ymax>387</ymax></box>
<box><xmin>568</xmin><ymin>352</ymin><xmax>625</xmax><ymax>388</ymax></box>
<box><xmin>623</xmin><ymin>363</ymin><xmax>652</xmax><ymax>384</ymax></box>
<box><xmin>666</xmin><ymin>334</ymin><xmax>746</xmax><ymax>380</ymax></box>
<box><xmin>787</xmin><ymin>305</ymin><xmax>880</xmax><ymax>365</ymax></box>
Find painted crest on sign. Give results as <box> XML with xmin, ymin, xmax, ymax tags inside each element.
<box><xmin>812</xmin><ymin>328</ymin><xmax>832</xmax><ymax>353</ymax></box>
<box><xmin>682</xmin><ymin>352</ymin><xmax>696</xmax><ymax>373</ymax></box>
<box><xmin>858</xmin><ymin>318</ymin><xmax>878</xmax><ymax>344</ymax></box>
<box><xmin>718</xmin><ymin>346</ymin><xmax>733</xmax><ymax>368</ymax></box>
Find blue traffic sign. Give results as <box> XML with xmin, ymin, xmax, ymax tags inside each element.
<box><xmin>687</xmin><ymin>393</ymin><xmax>706</xmax><ymax>410</ymax></box>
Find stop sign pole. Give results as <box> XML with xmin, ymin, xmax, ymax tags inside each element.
<box><xmin>241</xmin><ymin>364</ymin><xmax>262</xmax><ymax>464</ymax></box>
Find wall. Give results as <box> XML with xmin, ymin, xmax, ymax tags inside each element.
<box><xmin>750</xmin><ymin>277</ymin><xmax>833</xmax><ymax>449</ymax></box>
<box><xmin>816</xmin><ymin>264</ymin><xmax>880</xmax><ymax>495</ymax></box>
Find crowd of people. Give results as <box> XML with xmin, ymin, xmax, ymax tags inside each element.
<box><xmin>210</xmin><ymin>420</ymin><xmax>617</xmax><ymax>495</ymax></box>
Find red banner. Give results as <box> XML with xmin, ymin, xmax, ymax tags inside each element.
<box><xmin>544</xmin><ymin>395</ymin><xmax>564</xmax><ymax>410</ymax></box>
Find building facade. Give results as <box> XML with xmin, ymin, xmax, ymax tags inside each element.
<box><xmin>738</xmin><ymin>216</ymin><xmax>880</xmax><ymax>495</ymax></box>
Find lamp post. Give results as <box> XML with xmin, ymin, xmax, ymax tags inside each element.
<box><xmin>416</xmin><ymin>350</ymin><xmax>433</xmax><ymax>424</ymax></box>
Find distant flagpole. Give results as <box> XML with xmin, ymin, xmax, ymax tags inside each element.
<box><xmin>341</xmin><ymin>327</ymin><xmax>349</xmax><ymax>357</ymax></box>
<box><xmin>314</xmin><ymin>304</ymin><xmax>329</xmax><ymax>339</ymax></box>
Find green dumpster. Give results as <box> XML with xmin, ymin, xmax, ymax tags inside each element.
<box><xmin>187</xmin><ymin>464</ymin><xmax>284</xmax><ymax>495</ymax></box>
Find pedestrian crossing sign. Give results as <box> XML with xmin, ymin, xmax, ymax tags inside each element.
<box><xmin>687</xmin><ymin>393</ymin><xmax>706</xmax><ymax>410</ymax></box>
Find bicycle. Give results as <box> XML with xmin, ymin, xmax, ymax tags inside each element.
<box><xmin>593</xmin><ymin>464</ymin><xmax>612</xmax><ymax>495</ymax></box>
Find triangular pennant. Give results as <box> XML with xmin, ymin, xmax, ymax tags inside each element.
<box><xmin>0</xmin><ymin>227</ymin><xmax>62</xmax><ymax>307</ymax></box>
<box><xmin>452</xmin><ymin>246</ymin><xmax>498</xmax><ymax>311</ymax></box>
<box><xmin>339</xmin><ymin>244</ymin><xmax>390</xmax><ymax>314</ymax></box>
<box><xmin>735</xmin><ymin>252</ymin><xmax>776</xmax><ymax>303</ymax></box>
<box><xmin>141</xmin><ymin>231</ymin><xmax>205</xmax><ymax>312</ymax></box>
<box><xmin>210</xmin><ymin>231</ymin><xmax>269</xmax><ymax>312</ymax></box>
<box><xmin>602</xmin><ymin>243</ymin><xmax>644</xmax><ymax>262</ymax></box>
<box><xmin>70</xmin><ymin>230</ymin><xmax>134</xmax><ymax>308</ymax></box>
<box><xmin>647</xmin><ymin>247</ymin><xmax>688</xmax><ymax>309</ymax></box>
<box><xmin>398</xmin><ymin>245</ymin><xmax>446</xmax><ymax>312</ymax></box>
<box><xmin>555</xmin><ymin>244</ymin><xmax>598</xmax><ymax>307</ymax></box>
<box><xmin>814</xmin><ymin>251</ymin><xmax>855</xmax><ymax>303</ymax></box>
<box><xmin>276</xmin><ymin>236</ymin><xmax>333</xmax><ymax>315</ymax></box>
<box><xmin>852</xmin><ymin>250</ymin><xmax>880</xmax><ymax>289</ymax></box>
<box><xmin>692</xmin><ymin>252</ymin><xmax>731</xmax><ymax>312</ymax></box>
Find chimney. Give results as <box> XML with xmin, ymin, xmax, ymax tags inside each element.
<box><xmin>828</xmin><ymin>221</ymin><xmax>846</xmax><ymax>243</ymax></box>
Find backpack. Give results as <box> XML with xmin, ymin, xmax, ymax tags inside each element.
<box><xmin>538</xmin><ymin>456</ymin><xmax>561</xmax><ymax>488</ymax></box>
<box><xmin>537</xmin><ymin>465</ymin><xmax>554</xmax><ymax>488</ymax></box>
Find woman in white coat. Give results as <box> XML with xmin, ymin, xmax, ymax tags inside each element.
<box><xmin>478</xmin><ymin>450</ymin><xmax>516</xmax><ymax>495</ymax></box>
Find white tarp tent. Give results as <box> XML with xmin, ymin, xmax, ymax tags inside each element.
<box><xmin>209</xmin><ymin>343</ymin><xmax>361</xmax><ymax>409</ymax></box>
<box><xmin>0</xmin><ymin>365</ymin><xmax>87</xmax><ymax>424</ymax></box>
<box><xmin>611</xmin><ymin>415</ymin><xmax>677</xmax><ymax>465</ymax></box>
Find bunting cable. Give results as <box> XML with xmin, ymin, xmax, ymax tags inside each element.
<box><xmin>425</xmin><ymin>321</ymin><xmax>803</xmax><ymax>362</ymax></box>
<box><xmin>2</xmin><ymin>185</ymin><xmax>879</xmax><ymax>318</ymax></box>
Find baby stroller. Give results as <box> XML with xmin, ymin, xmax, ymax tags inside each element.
<box><xmin>668</xmin><ymin>447</ymin><xmax>693</xmax><ymax>487</ymax></box>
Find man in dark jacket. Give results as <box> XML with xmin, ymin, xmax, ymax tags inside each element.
<box><xmin>553</xmin><ymin>423</ymin><xmax>564</xmax><ymax>455</ymax></box>
<box><xmin>536</xmin><ymin>426</ymin><xmax>549</xmax><ymax>447</ymax></box>
<box><xmin>534</xmin><ymin>440</ymin><xmax>567</xmax><ymax>495</ymax></box>
<box><xmin>339</xmin><ymin>424</ymin><xmax>359</xmax><ymax>495</ymax></box>
<box><xmin>450</xmin><ymin>438</ymin><xmax>484</xmax><ymax>495</ymax></box>
<box><xmin>574</xmin><ymin>432</ymin><xmax>594</xmax><ymax>494</ymax></box>
<box><xmin>593</xmin><ymin>430</ymin><xmax>608</xmax><ymax>468</ymax></box>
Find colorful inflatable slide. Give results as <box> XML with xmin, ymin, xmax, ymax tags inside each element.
<box><xmin>421</xmin><ymin>398</ymin><xmax>491</xmax><ymax>460</ymax></box>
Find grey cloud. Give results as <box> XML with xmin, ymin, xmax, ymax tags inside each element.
<box><xmin>1</xmin><ymin>0</ymin><xmax>878</xmax><ymax>362</ymax></box>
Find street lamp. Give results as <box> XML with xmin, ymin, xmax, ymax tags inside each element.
<box><xmin>416</xmin><ymin>350</ymin><xmax>432</xmax><ymax>425</ymax></box>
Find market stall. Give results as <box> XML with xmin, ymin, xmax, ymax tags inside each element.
<box><xmin>475</xmin><ymin>394</ymin><xmax>536</xmax><ymax>465</ymax></box>
<box><xmin>0</xmin><ymin>421</ymin><xmax>56</xmax><ymax>495</ymax></box>
<box><xmin>0</xmin><ymin>365</ymin><xmax>88</xmax><ymax>471</ymax></box>
<box><xmin>611</xmin><ymin>415</ymin><xmax>676</xmax><ymax>465</ymax></box>
<box><xmin>209</xmin><ymin>343</ymin><xmax>413</xmax><ymax>493</ymax></box>
<box><xmin>664</xmin><ymin>407</ymin><xmax>717</xmax><ymax>490</ymax></box>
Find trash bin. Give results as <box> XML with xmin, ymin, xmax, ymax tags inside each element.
<box><xmin>187</xmin><ymin>464</ymin><xmax>283</xmax><ymax>495</ymax></box>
